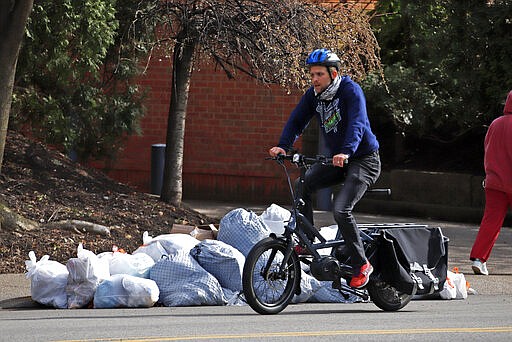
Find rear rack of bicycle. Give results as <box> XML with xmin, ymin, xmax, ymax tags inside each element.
<box><xmin>358</xmin><ymin>223</ymin><xmax>430</xmax><ymax>229</ymax></box>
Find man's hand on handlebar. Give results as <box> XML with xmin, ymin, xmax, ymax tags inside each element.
<box><xmin>269</xmin><ymin>146</ymin><xmax>286</xmax><ymax>157</ymax></box>
<box><xmin>332</xmin><ymin>153</ymin><xmax>349</xmax><ymax>167</ymax></box>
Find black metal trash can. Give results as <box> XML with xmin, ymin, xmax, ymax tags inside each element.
<box><xmin>151</xmin><ymin>144</ymin><xmax>166</xmax><ymax>195</ymax></box>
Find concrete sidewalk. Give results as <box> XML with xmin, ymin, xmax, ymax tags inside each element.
<box><xmin>2</xmin><ymin>200</ymin><xmax>511</xmax><ymax>307</ymax></box>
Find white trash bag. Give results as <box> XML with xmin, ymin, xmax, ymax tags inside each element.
<box><xmin>260</xmin><ymin>204</ymin><xmax>291</xmax><ymax>236</ymax></box>
<box><xmin>93</xmin><ymin>274</ymin><xmax>160</xmax><ymax>308</ymax></box>
<box><xmin>439</xmin><ymin>270</ymin><xmax>468</xmax><ymax>300</ymax></box>
<box><xmin>108</xmin><ymin>251</ymin><xmax>155</xmax><ymax>278</ymax></box>
<box><xmin>133</xmin><ymin>231</ymin><xmax>199</xmax><ymax>261</ymax></box>
<box><xmin>316</xmin><ymin>225</ymin><xmax>338</xmax><ymax>256</ymax></box>
<box><xmin>153</xmin><ymin>233</ymin><xmax>199</xmax><ymax>255</ymax></box>
<box><xmin>25</xmin><ymin>251</ymin><xmax>68</xmax><ymax>309</ymax></box>
<box><xmin>66</xmin><ymin>243</ymin><xmax>110</xmax><ymax>308</ymax></box>
<box><xmin>133</xmin><ymin>231</ymin><xmax>168</xmax><ymax>262</ymax></box>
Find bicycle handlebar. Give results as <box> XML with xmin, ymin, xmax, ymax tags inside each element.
<box><xmin>267</xmin><ymin>153</ymin><xmax>333</xmax><ymax>166</ymax></box>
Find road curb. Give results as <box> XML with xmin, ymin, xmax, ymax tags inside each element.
<box><xmin>0</xmin><ymin>296</ymin><xmax>41</xmax><ymax>309</ymax></box>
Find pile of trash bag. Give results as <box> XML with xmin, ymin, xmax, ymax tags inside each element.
<box><xmin>24</xmin><ymin>205</ymin><xmax>363</xmax><ymax>309</ymax></box>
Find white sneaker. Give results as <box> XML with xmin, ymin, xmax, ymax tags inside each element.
<box><xmin>472</xmin><ymin>259</ymin><xmax>489</xmax><ymax>275</ymax></box>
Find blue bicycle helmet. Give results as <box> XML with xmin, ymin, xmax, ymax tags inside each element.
<box><xmin>306</xmin><ymin>48</ymin><xmax>341</xmax><ymax>70</ymax></box>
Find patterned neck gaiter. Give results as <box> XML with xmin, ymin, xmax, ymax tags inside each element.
<box><xmin>315</xmin><ymin>75</ymin><xmax>341</xmax><ymax>101</ymax></box>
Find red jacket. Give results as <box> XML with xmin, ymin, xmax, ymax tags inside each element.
<box><xmin>484</xmin><ymin>90</ymin><xmax>512</xmax><ymax>194</ymax></box>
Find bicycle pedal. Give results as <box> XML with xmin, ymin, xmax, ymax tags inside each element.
<box><xmin>332</xmin><ymin>278</ymin><xmax>342</xmax><ymax>290</ymax></box>
<box><xmin>337</xmin><ymin>289</ymin><xmax>351</xmax><ymax>300</ymax></box>
<box><xmin>332</xmin><ymin>279</ymin><xmax>350</xmax><ymax>300</ymax></box>
<box><xmin>334</xmin><ymin>281</ymin><xmax>370</xmax><ymax>301</ymax></box>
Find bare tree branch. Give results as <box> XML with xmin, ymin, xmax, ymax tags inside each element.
<box><xmin>132</xmin><ymin>0</ymin><xmax>381</xmax><ymax>89</ymax></box>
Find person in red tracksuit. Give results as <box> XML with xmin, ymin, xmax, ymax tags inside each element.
<box><xmin>470</xmin><ymin>90</ymin><xmax>512</xmax><ymax>275</ymax></box>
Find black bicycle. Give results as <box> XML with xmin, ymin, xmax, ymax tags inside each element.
<box><xmin>242</xmin><ymin>153</ymin><xmax>417</xmax><ymax>315</ymax></box>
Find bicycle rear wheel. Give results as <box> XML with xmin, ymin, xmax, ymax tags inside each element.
<box><xmin>367</xmin><ymin>280</ymin><xmax>413</xmax><ymax>311</ymax></box>
<box><xmin>242</xmin><ymin>237</ymin><xmax>300</xmax><ymax>314</ymax></box>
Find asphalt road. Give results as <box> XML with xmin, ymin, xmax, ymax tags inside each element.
<box><xmin>1</xmin><ymin>202</ymin><xmax>511</xmax><ymax>341</ymax></box>
<box><xmin>1</xmin><ymin>296</ymin><xmax>512</xmax><ymax>342</ymax></box>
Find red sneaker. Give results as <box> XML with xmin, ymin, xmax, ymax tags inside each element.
<box><xmin>350</xmin><ymin>261</ymin><xmax>373</xmax><ymax>288</ymax></box>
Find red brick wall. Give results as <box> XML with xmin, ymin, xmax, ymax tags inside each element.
<box><xmin>99</xmin><ymin>56</ymin><xmax>304</xmax><ymax>204</ymax></box>
<box><xmin>93</xmin><ymin>58</ymin><xmax>173</xmax><ymax>191</ymax></box>
<box><xmin>183</xmin><ymin>61</ymin><xmax>308</xmax><ymax>203</ymax></box>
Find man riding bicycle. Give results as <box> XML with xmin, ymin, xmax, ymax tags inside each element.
<box><xmin>268</xmin><ymin>48</ymin><xmax>381</xmax><ymax>288</ymax></box>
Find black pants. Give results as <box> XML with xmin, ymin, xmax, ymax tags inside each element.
<box><xmin>298</xmin><ymin>150</ymin><xmax>381</xmax><ymax>268</ymax></box>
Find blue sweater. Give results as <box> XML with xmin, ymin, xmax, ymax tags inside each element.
<box><xmin>277</xmin><ymin>76</ymin><xmax>379</xmax><ymax>158</ymax></box>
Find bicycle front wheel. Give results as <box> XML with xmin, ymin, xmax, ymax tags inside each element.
<box><xmin>242</xmin><ymin>237</ymin><xmax>300</xmax><ymax>314</ymax></box>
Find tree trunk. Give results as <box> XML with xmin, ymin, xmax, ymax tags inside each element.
<box><xmin>0</xmin><ymin>0</ymin><xmax>34</xmax><ymax>174</ymax></box>
<box><xmin>160</xmin><ymin>34</ymin><xmax>196</xmax><ymax>205</ymax></box>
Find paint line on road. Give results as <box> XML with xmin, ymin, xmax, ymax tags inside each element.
<box><xmin>53</xmin><ymin>326</ymin><xmax>512</xmax><ymax>341</ymax></box>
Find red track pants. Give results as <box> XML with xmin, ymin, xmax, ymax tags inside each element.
<box><xmin>470</xmin><ymin>187</ymin><xmax>512</xmax><ymax>262</ymax></box>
